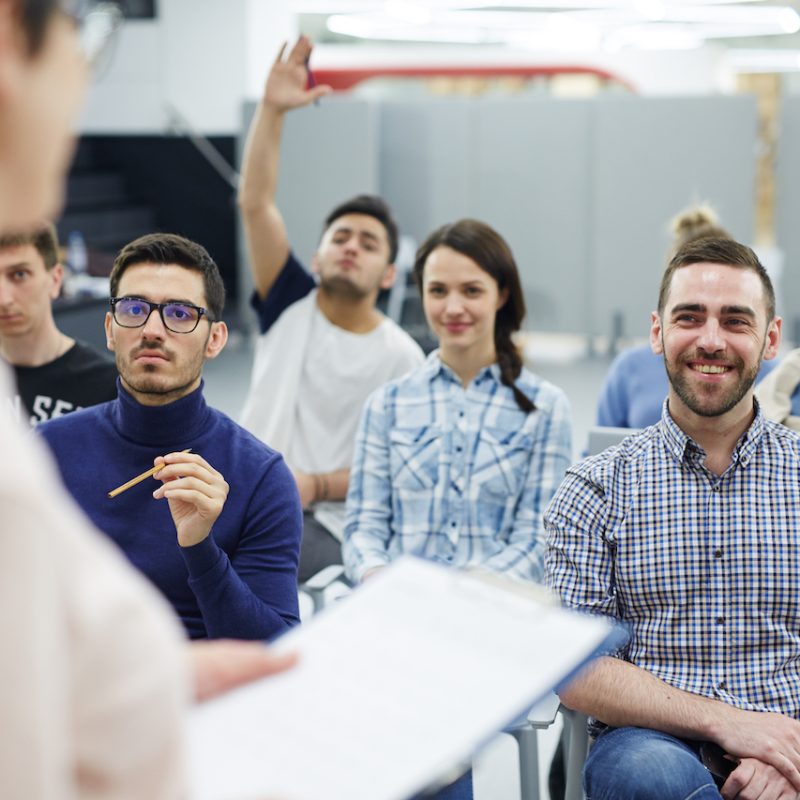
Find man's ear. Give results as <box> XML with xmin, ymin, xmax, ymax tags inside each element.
<box><xmin>762</xmin><ymin>316</ymin><xmax>782</xmax><ymax>362</ymax></box>
<box><xmin>379</xmin><ymin>262</ymin><xmax>397</xmax><ymax>291</ymax></box>
<box><xmin>49</xmin><ymin>262</ymin><xmax>64</xmax><ymax>300</ymax></box>
<box><xmin>310</xmin><ymin>252</ymin><xmax>321</xmax><ymax>276</ymax></box>
<box><xmin>104</xmin><ymin>311</ymin><xmax>115</xmax><ymax>352</ymax></box>
<box><xmin>204</xmin><ymin>321</ymin><xmax>228</xmax><ymax>361</ymax></box>
<box><xmin>650</xmin><ymin>310</ymin><xmax>663</xmax><ymax>355</ymax></box>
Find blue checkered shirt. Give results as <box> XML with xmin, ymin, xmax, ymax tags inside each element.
<box><xmin>545</xmin><ymin>400</ymin><xmax>800</xmax><ymax>718</ymax></box>
<box><xmin>344</xmin><ymin>352</ymin><xmax>572</xmax><ymax>583</ymax></box>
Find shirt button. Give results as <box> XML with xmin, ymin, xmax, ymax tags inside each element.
<box><xmin>451</xmin><ymin>521</ymin><xmax>457</xmax><ymax>527</ymax></box>
<box><xmin>711</xmin><ymin>484</ymin><xmax>721</xmax><ymax>492</ymax></box>
<box><xmin>714</xmin><ymin>548</ymin><xmax>723</xmax><ymax>559</ymax></box>
<box><xmin>718</xmin><ymin>680</ymin><xmax>727</xmax><ymax>690</ymax></box>
<box><xmin>456</xmin><ymin>446</ymin><xmax>463</xmax><ymax>453</ymax></box>
<box><xmin>716</xmin><ymin>616</ymin><xmax>725</xmax><ymax>625</ymax></box>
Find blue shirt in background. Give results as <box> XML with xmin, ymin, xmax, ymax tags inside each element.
<box><xmin>596</xmin><ymin>344</ymin><xmax>777</xmax><ymax>429</ymax></box>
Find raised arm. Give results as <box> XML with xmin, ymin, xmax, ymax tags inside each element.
<box><xmin>238</xmin><ymin>36</ymin><xmax>331</xmax><ymax>299</ymax></box>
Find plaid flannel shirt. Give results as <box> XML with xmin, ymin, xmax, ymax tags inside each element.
<box><xmin>344</xmin><ymin>352</ymin><xmax>572</xmax><ymax>583</ymax></box>
<box><xmin>545</xmin><ymin>400</ymin><xmax>800</xmax><ymax>718</ymax></box>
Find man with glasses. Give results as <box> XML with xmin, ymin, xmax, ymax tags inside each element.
<box><xmin>0</xmin><ymin>222</ymin><xmax>118</xmax><ymax>426</ymax></box>
<box><xmin>39</xmin><ymin>232</ymin><xmax>303</xmax><ymax>641</ymax></box>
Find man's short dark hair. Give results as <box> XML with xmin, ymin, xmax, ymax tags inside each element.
<box><xmin>0</xmin><ymin>221</ymin><xmax>59</xmax><ymax>269</ymax></box>
<box><xmin>658</xmin><ymin>237</ymin><xmax>775</xmax><ymax>322</ymax></box>
<box><xmin>110</xmin><ymin>233</ymin><xmax>226</xmax><ymax>321</ymax></box>
<box><xmin>323</xmin><ymin>195</ymin><xmax>399</xmax><ymax>263</ymax></box>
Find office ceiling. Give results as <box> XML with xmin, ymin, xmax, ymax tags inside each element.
<box><xmin>293</xmin><ymin>1</ymin><xmax>800</xmax><ymax>70</ymax></box>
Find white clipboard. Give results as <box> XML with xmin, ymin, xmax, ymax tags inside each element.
<box><xmin>188</xmin><ymin>556</ymin><xmax>624</xmax><ymax>800</ymax></box>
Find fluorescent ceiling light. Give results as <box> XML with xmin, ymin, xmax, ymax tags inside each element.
<box><xmin>295</xmin><ymin>0</ymin><xmax>761</xmax><ymax>9</ymax></box>
<box><xmin>326</xmin><ymin>4</ymin><xmax>800</xmax><ymax>50</ymax></box>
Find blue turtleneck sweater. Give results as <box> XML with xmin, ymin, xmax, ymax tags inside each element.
<box><xmin>40</xmin><ymin>380</ymin><xmax>301</xmax><ymax>641</ymax></box>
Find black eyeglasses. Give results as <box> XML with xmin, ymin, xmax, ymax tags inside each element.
<box><xmin>61</xmin><ymin>1</ymin><xmax>123</xmax><ymax>76</ymax></box>
<box><xmin>110</xmin><ymin>297</ymin><xmax>215</xmax><ymax>334</ymax></box>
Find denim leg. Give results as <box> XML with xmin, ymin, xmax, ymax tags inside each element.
<box><xmin>584</xmin><ymin>727</ymin><xmax>722</xmax><ymax>800</ymax></box>
<box><xmin>419</xmin><ymin>770</ymin><xmax>473</xmax><ymax>800</ymax></box>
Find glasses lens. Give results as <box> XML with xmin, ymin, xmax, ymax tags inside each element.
<box><xmin>163</xmin><ymin>303</ymin><xmax>201</xmax><ymax>333</ymax></box>
<box><xmin>78</xmin><ymin>3</ymin><xmax>123</xmax><ymax>78</ymax></box>
<box><xmin>114</xmin><ymin>298</ymin><xmax>152</xmax><ymax>327</ymax></box>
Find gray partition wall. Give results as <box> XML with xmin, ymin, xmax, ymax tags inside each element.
<box><xmin>592</xmin><ymin>95</ymin><xmax>757</xmax><ymax>340</ymax></box>
<box><xmin>777</xmin><ymin>96</ymin><xmax>800</xmax><ymax>338</ymax></box>
<box><xmin>239</xmin><ymin>93</ymin><xmax>758</xmax><ymax>340</ymax></box>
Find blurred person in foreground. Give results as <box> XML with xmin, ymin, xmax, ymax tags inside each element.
<box><xmin>0</xmin><ymin>1</ymin><xmax>295</xmax><ymax>797</ymax></box>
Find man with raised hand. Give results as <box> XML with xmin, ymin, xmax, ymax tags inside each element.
<box><xmin>238</xmin><ymin>36</ymin><xmax>424</xmax><ymax>582</ymax></box>
<box><xmin>0</xmin><ymin>2</ymin><xmax>296</xmax><ymax>797</ymax></box>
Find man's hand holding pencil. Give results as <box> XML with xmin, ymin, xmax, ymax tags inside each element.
<box><xmin>150</xmin><ymin>451</ymin><xmax>230</xmax><ymax>548</ymax></box>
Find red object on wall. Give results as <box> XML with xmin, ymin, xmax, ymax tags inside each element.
<box><xmin>312</xmin><ymin>64</ymin><xmax>636</xmax><ymax>93</ymax></box>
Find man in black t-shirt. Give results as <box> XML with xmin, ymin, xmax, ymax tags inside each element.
<box><xmin>0</xmin><ymin>223</ymin><xmax>117</xmax><ymax>426</ymax></box>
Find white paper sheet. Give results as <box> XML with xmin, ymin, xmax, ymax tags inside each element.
<box><xmin>188</xmin><ymin>557</ymin><xmax>618</xmax><ymax>800</ymax></box>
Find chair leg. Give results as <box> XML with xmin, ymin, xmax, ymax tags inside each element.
<box><xmin>562</xmin><ymin>711</ymin><xmax>589</xmax><ymax>800</ymax></box>
<box><xmin>508</xmin><ymin>725</ymin><xmax>540</xmax><ymax>800</ymax></box>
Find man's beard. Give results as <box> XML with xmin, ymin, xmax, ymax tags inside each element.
<box><xmin>319</xmin><ymin>273</ymin><xmax>371</xmax><ymax>301</ymax></box>
<box><xmin>115</xmin><ymin>342</ymin><xmax>204</xmax><ymax>402</ymax></box>
<box><xmin>665</xmin><ymin>349</ymin><xmax>759</xmax><ymax>418</ymax></box>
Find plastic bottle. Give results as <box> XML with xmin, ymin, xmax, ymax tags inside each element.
<box><xmin>67</xmin><ymin>230</ymin><xmax>88</xmax><ymax>275</ymax></box>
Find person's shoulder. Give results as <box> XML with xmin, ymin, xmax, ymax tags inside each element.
<box><xmin>516</xmin><ymin>368</ymin><xmax>570</xmax><ymax>409</ymax></box>
<box><xmin>38</xmin><ymin>399</ymin><xmax>111</xmax><ymax>440</ymax></box>
<box><xmin>67</xmin><ymin>340</ymin><xmax>117</xmax><ymax>378</ymax></box>
<box><xmin>571</xmin><ymin>423</ymin><xmax>661</xmax><ymax>480</ymax></box>
<box><xmin>366</xmin><ymin>359</ymin><xmax>431</xmax><ymax>407</ymax></box>
<box><xmin>68</xmin><ymin>339</ymin><xmax>113</xmax><ymax>364</ymax></box>
<box><xmin>251</xmin><ymin>252</ymin><xmax>316</xmax><ymax>335</ymax></box>
<box><xmin>208</xmin><ymin>407</ymin><xmax>287</xmax><ymax>467</ymax></box>
<box><xmin>761</xmin><ymin>416</ymin><xmax>800</xmax><ymax>452</ymax></box>
<box><xmin>608</xmin><ymin>344</ymin><xmax>661</xmax><ymax>372</ymax></box>
<box><xmin>374</xmin><ymin>316</ymin><xmax>425</xmax><ymax>357</ymax></box>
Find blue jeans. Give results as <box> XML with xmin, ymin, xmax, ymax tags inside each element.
<box><xmin>584</xmin><ymin>727</ymin><xmax>722</xmax><ymax>800</ymax></box>
<box><xmin>414</xmin><ymin>770</ymin><xmax>473</xmax><ymax>800</ymax></box>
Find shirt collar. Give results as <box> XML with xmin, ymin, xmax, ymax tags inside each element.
<box><xmin>111</xmin><ymin>378</ymin><xmax>211</xmax><ymax>446</ymax></box>
<box><xmin>659</xmin><ymin>396</ymin><xmax>767</xmax><ymax>468</ymax></box>
<box><xmin>424</xmin><ymin>350</ymin><xmax>502</xmax><ymax>387</ymax></box>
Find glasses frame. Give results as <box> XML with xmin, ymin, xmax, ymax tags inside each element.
<box><xmin>61</xmin><ymin>1</ymin><xmax>124</xmax><ymax>77</ymax></box>
<box><xmin>110</xmin><ymin>296</ymin><xmax>214</xmax><ymax>335</ymax></box>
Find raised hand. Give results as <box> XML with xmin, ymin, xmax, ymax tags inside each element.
<box><xmin>264</xmin><ymin>36</ymin><xmax>332</xmax><ymax>113</ymax></box>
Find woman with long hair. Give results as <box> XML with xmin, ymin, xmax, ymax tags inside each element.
<box><xmin>343</xmin><ymin>218</ymin><xmax>572</xmax><ymax>586</ymax></box>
